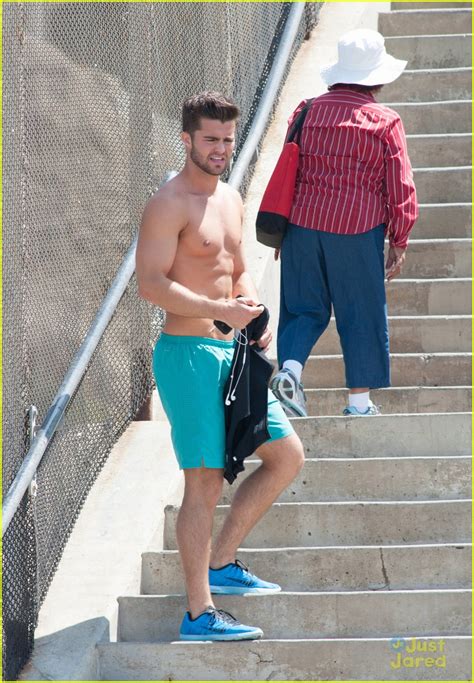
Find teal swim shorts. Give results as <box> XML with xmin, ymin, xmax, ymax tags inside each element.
<box><xmin>152</xmin><ymin>332</ymin><xmax>295</xmax><ymax>469</ymax></box>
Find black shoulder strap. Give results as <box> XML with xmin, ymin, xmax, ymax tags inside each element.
<box><xmin>286</xmin><ymin>98</ymin><xmax>314</xmax><ymax>144</ymax></box>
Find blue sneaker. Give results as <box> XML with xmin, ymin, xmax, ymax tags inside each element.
<box><xmin>209</xmin><ymin>559</ymin><xmax>281</xmax><ymax>595</ymax></box>
<box><xmin>343</xmin><ymin>401</ymin><xmax>381</xmax><ymax>416</ymax></box>
<box><xmin>179</xmin><ymin>608</ymin><xmax>263</xmax><ymax>641</ymax></box>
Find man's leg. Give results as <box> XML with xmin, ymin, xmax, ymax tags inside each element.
<box><xmin>154</xmin><ymin>336</ymin><xmax>264</xmax><ymax>639</ymax></box>
<box><xmin>210</xmin><ymin>433</ymin><xmax>304</xmax><ymax>568</ymax></box>
<box><xmin>177</xmin><ymin>466</ymin><xmax>265</xmax><ymax>641</ymax></box>
<box><xmin>176</xmin><ymin>467</ymin><xmax>223</xmax><ymax>618</ymax></box>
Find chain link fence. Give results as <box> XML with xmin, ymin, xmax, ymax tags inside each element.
<box><xmin>2</xmin><ymin>2</ymin><xmax>321</xmax><ymax>679</ymax></box>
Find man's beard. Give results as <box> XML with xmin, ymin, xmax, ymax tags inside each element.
<box><xmin>190</xmin><ymin>146</ymin><xmax>230</xmax><ymax>176</ymax></box>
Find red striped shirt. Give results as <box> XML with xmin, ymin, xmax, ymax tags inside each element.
<box><xmin>287</xmin><ymin>88</ymin><xmax>419</xmax><ymax>248</ymax></box>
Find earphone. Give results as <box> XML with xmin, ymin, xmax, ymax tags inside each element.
<box><xmin>225</xmin><ymin>329</ymin><xmax>248</xmax><ymax>406</ymax></box>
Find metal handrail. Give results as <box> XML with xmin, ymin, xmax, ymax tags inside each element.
<box><xmin>228</xmin><ymin>2</ymin><xmax>305</xmax><ymax>190</ymax></box>
<box><xmin>2</xmin><ymin>2</ymin><xmax>306</xmax><ymax>536</ymax></box>
<box><xmin>3</xmin><ymin>230</ymin><xmax>144</xmax><ymax>535</ymax></box>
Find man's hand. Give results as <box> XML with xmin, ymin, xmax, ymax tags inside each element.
<box><xmin>385</xmin><ymin>246</ymin><xmax>407</xmax><ymax>281</ymax></box>
<box><xmin>220</xmin><ymin>297</ymin><xmax>262</xmax><ymax>330</ymax></box>
<box><xmin>250</xmin><ymin>325</ymin><xmax>272</xmax><ymax>353</ymax></box>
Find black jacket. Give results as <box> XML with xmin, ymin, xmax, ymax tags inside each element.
<box><xmin>223</xmin><ymin>306</ymin><xmax>274</xmax><ymax>484</ymax></box>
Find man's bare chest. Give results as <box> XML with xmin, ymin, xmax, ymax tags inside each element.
<box><xmin>180</xmin><ymin>200</ymin><xmax>241</xmax><ymax>257</ymax></box>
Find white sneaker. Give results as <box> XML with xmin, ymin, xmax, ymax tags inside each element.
<box><xmin>343</xmin><ymin>400</ymin><xmax>381</xmax><ymax>416</ymax></box>
<box><xmin>270</xmin><ymin>368</ymin><xmax>307</xmax><ymax>417</ymax></box>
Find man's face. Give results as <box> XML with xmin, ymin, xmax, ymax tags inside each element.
<box><xmin>183</xmin><ymin>118</ymin><xmax>236</xmax><ymax>176</ymax></box>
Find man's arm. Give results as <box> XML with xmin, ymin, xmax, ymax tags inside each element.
<box><xmin>232</xmin><ymin>241</ymin><xmax>260</xmax><ymax>303</ymax></box>
<box><xmin>231</xmin><ymin>199</ymin><xmax>272</xmax><ymax>350</ymax></box>
<box><xmin>231</xmin><ymin>193</ymin><xmax>260</xmax><ymax>302</ymax></box>
<box><xmin>136</xmin><ymin>191</ymin><xmax>261</xmax><ymax>329</ymax></box>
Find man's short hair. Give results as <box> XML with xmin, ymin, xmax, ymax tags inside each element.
<box><xmin>182</xmin><ymin>92</ymin><xmax>240</xmax><ymax>134</ymax></box>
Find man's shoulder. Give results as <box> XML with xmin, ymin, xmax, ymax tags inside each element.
<box><xmin>221</xmin><ymin>180</ymin><xmax>242</xmax><ymax>203</ymax></box>
<box><xmin>146</xmin><ymin>178</ymin><xmax>187</xmax><ymax>214</ymax></box>
<box><xmin>141</xmin><ymin>178</ymin><xmax>189</xmax><ymax>233</ymax></box>
<box><xmin>214</xmin><ymin>181</ymin><xmax>243</xmax><ymax>216</ymax></box>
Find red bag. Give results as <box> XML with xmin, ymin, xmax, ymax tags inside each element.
<box><xmin>256</xmin><ymin>102</ymin><xmax>312</xmax><ymax>248</ymax></box>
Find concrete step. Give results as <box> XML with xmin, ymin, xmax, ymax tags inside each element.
<box><xmin>385</xmin><ymin>33</ymin><xmax>471</xmax><ymax>68</ymax></box>
<box><xmin>394</xmin><ymin>239</ymin><xmax>471</xmax><ymax>279</ymax></box>
<box><xmin>303</xmin><ymin>352</ymin><xmax>471</xmax><ymax>388</ymax></box>
<box><xmin>305</xmin><ymin>386</ymin><xmax>471</xmax><ymax>415</ymax></box>
<box><xmin>384</xmin><ymin>67</ymin><xmax>471</xmax><ymax>103</ymax></box>
<box><xmin>142</xmin><ymin>544</ymin><xmax>471</xmax><ymax>594</ymax></box>
<box><xmin>218</xmin><ymin>456</ymin><xmax>471</xmax><ymax>503</ymax></box>
<box><xmin>379</xmin><ymin>8</ymin><xmax>472</xmax><ymax>36</ymax></box>
<box><xmin>386</xmin><ymin>278</ymin><xmax>471</xmax><ymax>315</ymax></box>
<box><xmin>315</xmin><ymin>316</ymin><xmax>471</xmax><ymax>354</ymax></box>
<box><xmin>411</xmin><ymin>204</ymin><xmax>471</xmax><ymax>239</ymax></box>
<box><xmin>293</xmin><ymin>412</ymin><xmax>470</xmax><ymax>458</ymax></box>
<box><xmin>98</xmin><ymin>636</ymin><xmax>472</xmax><ymax>681</ymax></box>
<box><xmin>117</xmin><ymin>589</ymin><xmax>471</xmax><ymax>641</ymax></box>
<box><xmin>413</xmin><ymin>166</ymin><xmax>471</xmax><ymax>204</ymax></box>
<box><xmin>385</xmin><ymin>100</ymin><xmax>470</xmax><ymax>134</ymax></box>
<box><xmin>164</xmin><ymin>499</ymin><xmax>471</xmax><ymax>548</ymax></box>
<box><xmin>408</xmin><ymin>135</ymin><xmax>471</xmax><ymax>168</ymax></box>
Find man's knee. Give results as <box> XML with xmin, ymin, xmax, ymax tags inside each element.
<box><xmin>285</xmin><ymin>436</ymin><xmax>305</xmax><ymax>475</ymax></box>
<box><xmin>260</xmin><ymin>434</ymin><xmax>305</xmax><ymax>477</ymax></box>
<box><xmin>183</xmin><ymin>467</ymin><xmax>224</xmax><ymax>507</ymax></box>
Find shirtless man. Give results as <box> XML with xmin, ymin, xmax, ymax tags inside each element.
<box><xmin>136</xmin><ymin>92</ymin><xmax>304</xmax><ymax>641</ymax></box>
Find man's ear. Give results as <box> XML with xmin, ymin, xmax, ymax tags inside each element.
<box><xmin>181</xmin><ymin>131</ymin><xmax>192</xmax><ymax>151</ymax></box>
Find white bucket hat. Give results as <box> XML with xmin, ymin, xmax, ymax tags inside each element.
<box><xmin>320</xmin><ymin>29</ymin><xmax>407</xmax><ymax>86</ymax></box>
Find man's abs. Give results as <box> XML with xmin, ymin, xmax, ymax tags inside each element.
<box><xmin>163</xmin><ymin>261</ymin><xmax>234</xmax><ymax>340</ymax></box>
<box><xmin>164</xmin><ymin>312</ymin><xmax>233</xmax><ymax>339</ymax></box>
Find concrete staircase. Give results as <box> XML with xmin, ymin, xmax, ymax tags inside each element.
<box><xmin>98</xmin><ymin>3</ymin><xmax>472</xmax><ymax>679</ymax></box>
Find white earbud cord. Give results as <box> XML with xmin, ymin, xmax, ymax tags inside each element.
<box><xmin>224</xmin><ymin>328</ymin><xmax>248</xmax><ymax>406</ymax></box>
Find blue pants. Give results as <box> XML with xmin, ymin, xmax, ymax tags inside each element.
<box><xmin>278</xmin><ymin>223</ymin><xmax>390</xmax><ymax>389</ymax></box>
